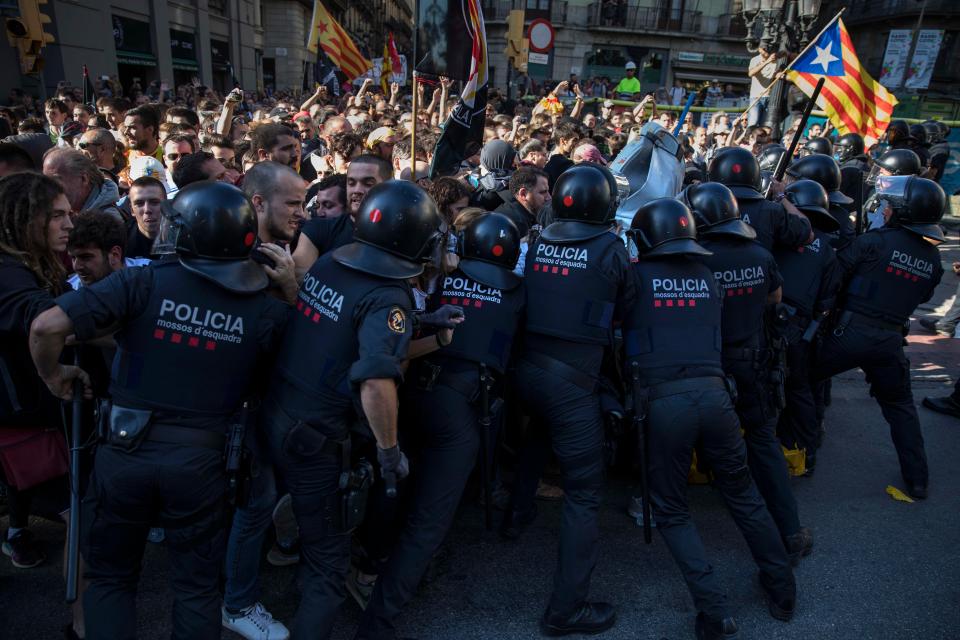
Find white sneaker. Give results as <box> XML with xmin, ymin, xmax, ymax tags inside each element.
<box><xmin>222</xmin><ymin>602</ymin><xmax>290</xmax><ymax>640</ymax></box>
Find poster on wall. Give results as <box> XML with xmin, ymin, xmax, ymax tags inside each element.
<box><xmin>904</xmin><ymin>29</ymin><xmax>943</xmax><ymax>90</ymax></box>
<box><xmin>879</xmin><ymin>30</ymin><xmax>911</xmax><ymax>88</ymax></box>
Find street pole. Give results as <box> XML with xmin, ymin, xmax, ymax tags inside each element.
<box><xmin>904</xmin><ymin>0</ymin><xmax>928</xmax><ymax>95</ymax></box>
<box><xmin>765</xmin><ymin>0</ymin><xmax>797</xmax><ymax>140</ymax></box>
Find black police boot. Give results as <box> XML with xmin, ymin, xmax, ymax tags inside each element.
<box><xmin>802</xmin><ymin>449</ymin><xmax>817</xmax><ymax>477</ymax></box>
<box><xmin>922</xmin><ymin>395</ymin><xmax>960</xmax><ymax>419</ymax></box>
<box><xmin>540</xmin><ymin>602</ymin><xmax>616</xmax><ymax>637</ymax></box>
<box><xmin>695</xmin><ymin>612</ymin><xmax>739</xmax><ymax>640</ymax></box>
<box><xmin>906</xmin><ymin>482</ymin><xmax>928</xmax><ymax>500</ymax></box>
<box><xmin>759</xmin><ymin>573</ymin><xmax>796</xmax><ymax>622</ymax></box>
<box><xmin>500</xmin><ymin>504</ymin><xmax>537</xmax><ymax>541</ymax></box>
<box><xmin>785</xmin><ymin>526</ymin><xmax>814</xmax><ymax>566</ymax></box>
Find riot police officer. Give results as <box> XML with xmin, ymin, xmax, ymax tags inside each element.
<box><xmin>834</xmin><ymin>133</ymin><xmax>870</xmax><ymax>230</ymax></box>
<box><xmin>864</xmin><ymin>149</ymin><xmax>923</xmax><ymax>231</ymax></box>
<box><xmin>263</xmin><ymin>180</ymin><xmax>447</xmax><ymax>638</ymax></box>
<box><xmin>515</xmin><ymin>163</ymin><xmax>633</xmax><ymax>636</ymax></box>
<box><xmin>922</xmin><ymin>121</ymin><xmax>949</xmax><ymax>182</ymax></box>
<box><xmin>29</xmin><ymin>181</ymin><xmax>290</xmax><ymax>639</ymax></box>
<box><xmin>773</xmin><ymin>180</ymin><xmax>842</xmax><ymax>473</ymax></box>
<box><xmin>708</xmin><ymin>147</ymin><xmax>813</xmax><ymax>252</ymax></box>
<box><xmin>785</xmin><ymin>154</ymin><xmax>856</xmax><ymax>247</ymax></box>
<box><xmin>758</xmin><ymin>143</ymin><xmax>788</xmax><ymax>172</ymax></box>
<box><xmin>624</xmin><ymin>198</ymin><xmax>796</xmax><ymax>640</ymax></box>
<box><xmin>684</xmin><ymin>183</ymin><xmax>813</xmax><ymax>564</ymax></box>
<box><xmin>802</xmin><ymin>136</ymin><xmax>833</xmax><ymax>157</ymax></box>
<box><xmin>907</xmin><ymin>124</ymin><xmax>931</xmax><ymax>168</ymax></box>
<box><xmin>815</xmin><ymin>177</ymin><xmax>946</xmax><ymax>499</ymax></box>
<box><xmin>356</xmin><ymin>213</ymin><xmax>526</xmax><ymax>640</ymax></box>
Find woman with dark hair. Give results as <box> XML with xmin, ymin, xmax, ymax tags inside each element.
<box><xmin>0</xmin><ymin>172</ymin><xmax>84</xmax><ymax>636</ymax></box>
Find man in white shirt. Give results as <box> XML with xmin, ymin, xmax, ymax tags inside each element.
<box><xmin>669</xmin><ymin>79</ymin><xmax>686</xmax><ymax>106</ymax></box>
<box><xmin>748</xmin><ymin>48</ymin><xmax>779</xmax><ymax>127</ymax></box>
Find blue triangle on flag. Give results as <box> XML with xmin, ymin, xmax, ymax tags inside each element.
<box><xmin>792</xmin><ymin>20</ymin><xmax>844</xmax><ymax>76</ymax></box>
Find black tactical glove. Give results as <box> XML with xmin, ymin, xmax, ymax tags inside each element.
<box><xmin>414</xmin><ymin>305</ymin><xmax>465</xmax><ymax>331</ymax></box>
<box><xmin>377</xmin><ymin>444</ymin><xmax>410</xmax><ymax>497</ymax></box>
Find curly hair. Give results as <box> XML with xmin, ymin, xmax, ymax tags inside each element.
<box><xmin>329</xmin><ymin>131</ymin><xmax>363</xmax><ymax>161</ymax></box>
<box><xmin>429</xmin><ymin>177</ymin><xmax>471</xmax><ymax>223</ymax></box>
<box><xmin>0</xmin><ymin>173</ymin><xmax>67</xmax><ymax>293</ymax></box>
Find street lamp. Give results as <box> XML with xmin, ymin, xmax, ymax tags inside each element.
<box><xmin>740</xmin><ymin>0</ymin><xmax>822</xmax><ymax>137</ymax></box>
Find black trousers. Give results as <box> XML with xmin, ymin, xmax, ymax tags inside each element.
<box><xmin>777</xmin><ymin>338</ymin><xmax>819</xmax><ymax>453</ymax></box>
<box><xmin>515</xmin><ymin>357</ymin><xmax>606</xmax><ymax>616</ymax></box>
<box><xmin>813</xmin><ymin>325</ymin><xmax>928</xmax><ymax>485</ymax></box>
<box><xmin>723</xmin><ymin>355</ymin><xmax>801</xmax><ymax>540</ymax></box>
<box><xmin>81</xmin><ymin>440</ymin><xmax>227</xmax><ymax>640</ymax></box>
<box><xmin>645</xmin><ymin>383</ymin><xmax>795</xmax><ymax>622</ymax></box>
<box><xmin>262</xmin><ymin>396</ymin><xmax>348</xmax><ymax>640</ymax></box>
<box><xmin>356</xmin><ymin>380</ymin><xmax>481</xmax><ymax>640</ymax></box>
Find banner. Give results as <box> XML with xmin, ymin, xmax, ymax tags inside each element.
<box><xmin>415</xmin><ymin>0</ymin><xmax>477</xmax><ymax>81</ymax></box>
<box><xmin>904</xmin><ymin>29</ymin><xmax>943</xmax><ymax>90</ymax></box>
<box><xmin>879</xmin><ymin>30</ymin><xmax>912</xmax><ymax>89</ymax></box>
<box><xmin>354</xmin><ymin>55</ymin><xmax>408</xmax><ymax>87</ymax></box>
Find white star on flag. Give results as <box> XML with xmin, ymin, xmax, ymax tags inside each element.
<box><xmin>811</xmin><ymin>41</ymin><xmax>839</xmax><ymax>73</ymax></box>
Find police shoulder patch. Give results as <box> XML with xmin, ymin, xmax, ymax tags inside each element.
<box><xmin>387</xmin><ymin>307</ymin><xmax>406</xmax><ymax>334</ymax></box>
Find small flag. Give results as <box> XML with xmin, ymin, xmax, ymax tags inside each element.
<box><xmin>388</xmin><ymin>33</ymin><xmax>402</xmax><ymax>76</ymax></box>
<box><xmin>307</xmin><ymin>1</ymin><xmax>371</xmax><ymax>81</ymax></box>
<box><xmin>381</xmin><ymin>42</ymin><xmax>392</xmax><ymax>94</ymax></box>
<box><xmin>428</xmin><ymin>0</ymin><xmax>488</xmax><ymax>178</ymax></box>
<box><xmin>82</xmin><ymin>65</ymin><xmax>96</xmax><ymax>107</ymax></box>
<box><xmin>786</xmin><ymin>17</ymin><xmax>898</xmax><ymax>146</ymax></box>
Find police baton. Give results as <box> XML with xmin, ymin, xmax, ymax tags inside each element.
<box><xmin>478</xmin><ymin>365</ymin><xmax>493</xmax><ymax>531</ymax></box>
<box><xmin>630</xmin><ymin>362</ymin><xmax>652</xmax><ymax>545</ymax></box>
<box><xmin>766</xmin><ymin>77</ymin><xmax>826</xmax><ymax>199</ymax></box>
<box><xmin>65</xmin><ymin>353</ymin><xmax>83</xmax><ymax>604</ymax></box>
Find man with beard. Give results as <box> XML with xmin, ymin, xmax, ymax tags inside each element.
<box><xmin>67</xmin><ymin>211</ymin><xmax>149</xmax><ymax>289</ymax></box>
<box><xmin>121</xmin><ymin>106</ymin><xmax>162</xmax><ymax>171</ymax></box>
<box><xmin>251</xmin><ymin>123</ymin><xmax>300</xmax><ymax>170</ymax></box>
<box><xmin>78</xmin><ymin>128</ymin><xmax>121</xmax><ymax>184</ymax></box>
<box><xmin>305</xmin><ymin>174</ymin><xmax>347</xmax><ymax>220</ymax></box>
<box><xmin>292</xmin><ymin>155</ymin><xmax>391</xmax><ymax>280</ymax></box>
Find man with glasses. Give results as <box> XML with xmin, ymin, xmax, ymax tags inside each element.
<box><xmin>162</xmin><ymin>133</ymin><xmax>197</xmax><ymax>196</ymax></box>
<box><xmin>78</xmin><ymin>128</ymin><xmax>120</xmax><ymax>184</ymax></box>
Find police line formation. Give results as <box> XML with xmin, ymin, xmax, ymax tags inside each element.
<box><xmin>6</xmin><ymin>123</ymin><xmax>952</xmax><ymax>640</ymax></box>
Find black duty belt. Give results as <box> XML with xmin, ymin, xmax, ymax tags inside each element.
<box><xmin>722</xmin><ymin>347</ymin><xmax>766</xmax><ymax>363</ymax></box>
<box><xmin>647</xmin><ymin>376</ymin><xmax>727</xmax><ymax>401</ymax></box>
<box><xmin>146</xmin><ymin>424</ymin><xmax>226</xmax><ymax>451</ymax></box>
<box><xmin>522</xmin><ymin>351</ymin><xmax>597</xmax><ymax>392</ymax></box>
<box><xmin>436</xmin><ymin>369</ymin><xmax>481</xmax><ymax>400</ymax></box>
<box><xmin>835</xmin><ymin>309</ymin><xmax>903</xmax><ymax>335</ymax></box>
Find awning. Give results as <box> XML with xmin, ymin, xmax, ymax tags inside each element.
<box><xmin>117</xmin><ymin>51</ymin><xmax>157</xmax><ymax>67</ymax></box>
<box><xmin>674</xmin><ymin>71</ymin><xmax>750</xmax><ymax>85</ymax></box>
<box><xmin>172</xmin><ymin>57</ymin><xmax>199</xmax><ymax>71</ymax></box>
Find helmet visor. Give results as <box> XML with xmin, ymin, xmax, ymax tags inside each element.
<box><xmin>152</xmin><ymin>202</ymin><xmax>182</xmax><ymax>256</ymax></box>
<box><xmin>875</xmin><ymin>175</ymin><xmax>910</xmax><ymax>200</ymax></box>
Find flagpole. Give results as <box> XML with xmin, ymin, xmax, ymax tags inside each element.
<box><xmin>409</xmin><ymin>0</ymin><xmax>419</xmax><ymax>181</ymax></box>
<box><xmin>733</xmin><ymin>8</ymin><xmax>846</xmax><ymax>127</ymax></box>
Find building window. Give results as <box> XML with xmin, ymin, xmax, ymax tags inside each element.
<box><xmin>208</xmin><ymin>0</ymin><xmax>227</xmax><ymax>16</ymax></box>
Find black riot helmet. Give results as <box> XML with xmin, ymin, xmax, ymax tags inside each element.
<box><xmin>908</xmin><ymin>124</ymin><xmax>928</xmax><ymax>147</ymax></box>
<box><xmin>167</xmin><ymin>181</ymin><xmax>268</xmax><ymax>293</ymax></box>
<box><xmin>540</xmin><ymin>162</ymin><xmax>618</xmax><ymax>243</ymax></box>
<box><xmin>758</xmin><ymin>143</ymin><xmax>788</xmax><ymax>172</ymax></box>
<box><xmin>707</xmin><ymin>147</ymin><xmax>763</xmax><ymax>201</ymax></box>
<box><xmin>885</xmin><ymin>119</ymin><xmax>910</xmax><ymax>144</ymax></box>
<box><xmin>834</xmin><ymin>133</ymin><xmax>865</xmax><ymax>163</ymax></box>
<box><xmin>922</xmin><ymin>121</ymin><xmax>943</xmax><ymax>145</ymax></box>
<box><xmin>784</xmin><ymin>179</ymin><xmax>839</xmax><ymax>233</ymax></box>
<box><xmin>873</xmin><ymin>175</ymin><xmax>946</xmax><ymax>243</ymax></box>
<box><xmin>457</xmin><ymin>212</ymin><xmax>522</xmax><ymax>291</ymax></box>
<box><xmin>679</xmin><ymin>182</ymin><xmax>755</xmax><ymax>240</ymax></box>
<box><xmin>803</xmin><ymin>136</ymin><xmax>834</xmax><ymax>157</ymax></box>
<box><xmin>629</xmin><ymin>198</ymin><xmax>711</xmax><ymax>258</ymax></box>
<box><xmin>785</xmin><ymin>154</ymin><xmax>853</xmax><ymax>206</ymax></box>
<box><xmin>760</xmin><ymin>170</ymin><xmax>773</xmax><ymax>194</ymax></box>
<box><xmin>333</xmin><ymin>180</ymin><xmax>446</xmax><ymax>279</ymax></box>
<box><xmin>867</xmin><ymin>148</ymin><xmax>922</xmax><ymax>185</ymax></box>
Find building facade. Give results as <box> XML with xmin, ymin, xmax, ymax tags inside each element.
<box><xmin>484</xmin><ymin>0</ymin><xmax>752</xmax><ymax>98</ymax></box>
<box><xmin>1</xmin><ymin>0</ymin><xmax>412</xmax><ymax>99</ymax></box>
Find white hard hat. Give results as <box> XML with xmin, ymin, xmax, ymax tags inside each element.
<box><xmin>625</xmin><ymin>61</ymin><xmax>637</xmax><ymax>70</ymax></box>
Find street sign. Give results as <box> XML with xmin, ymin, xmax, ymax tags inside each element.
<box><xmin>528</xmin><ymin>18</ymin><xmax>554</xmax><ymax>53</ymax></box>
<box><xmin>528</xmin><ymin>52</ymin><xmax>549</xmax><ymax>65</ymax></box>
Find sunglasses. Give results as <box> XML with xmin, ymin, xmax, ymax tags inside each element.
<box><xmin>166</xmin><ymin>153</ymin><xmax>183</xmax><ymax>161</ymax></box>
<box><xmin>77</xmin><ymin>141</ymin><xmax>101</xmax><ymax>149</ymax></box>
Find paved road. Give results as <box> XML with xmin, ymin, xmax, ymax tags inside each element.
<box><xmin>3</xmin><ymin>236</ymin><xmax>959</xmax><ymax>640</ymax></box>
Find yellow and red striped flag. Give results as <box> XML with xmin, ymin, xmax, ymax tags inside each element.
<box><xmin>380</xmin><ymin>41</ymin><xmax>392</xmax><ymax>93</ymax></box>
<box><xmin>785</xmin><ymin>17</ymin><xmax>898</xmax><ymax>145</ymax></box>
<box><xmin>307</xmin><ymin>1</ymin><xmax>371</xmax><ymax>81</ymax></box>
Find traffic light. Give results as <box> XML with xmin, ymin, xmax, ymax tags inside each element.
<box><xmin>504</xmin><ymin>9</ymin><xmax>527</xmax><ymax>72</ymax></box>
<box><xmin>5</xmin><ymin>0</ymin><xmax>56</xmax><ymax>74</ymax></box>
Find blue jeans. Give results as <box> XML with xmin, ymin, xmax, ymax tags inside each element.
<box><xmin>748</xmin><ymin>97</ymin><xmax>768</xmax><ymax>127</ymax></box>
<box><xmin>223</xmin><ymin>425</ymin><xmax>278</xmax><ymax>611</ymax></box>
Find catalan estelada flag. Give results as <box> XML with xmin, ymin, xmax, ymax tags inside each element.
<box><xmin>307</xmin><ymin>1</ymin><xmax>371</xmax><ymax>81</ymax></box>
<box><xmin>380</xmin><ymin>42</ymin><xmax>392</xmax><ymax>93</ymax></box>
<box><xmin>786</xmin><ymin>17</ymin><xmax>898</xmax><ymax>145</ymax></box>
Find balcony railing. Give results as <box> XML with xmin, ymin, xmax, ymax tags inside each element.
<box><xmin>482</xmin><ymin>0</ymin><xmax>570</xmax><ymax>25</ymax></box>
<box><xmin>845</xmin><ymin>0</ymin><xmax>957</xmax><ymax>23</ymax></box>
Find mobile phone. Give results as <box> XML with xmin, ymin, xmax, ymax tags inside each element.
<box><xmin>250</xmin><ymin>240</ymin><xmax>277</xmax><ymax>268</ymax></box>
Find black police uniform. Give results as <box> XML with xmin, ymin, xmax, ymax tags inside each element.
<box><xmin>696</xmin><ymin>236</ymin><xmax>802</xmax><ymax>539</ymax></box>
<box><xmin>839</xmin><ymin>159</ymin><xmax>869</xmax><ymax>230</ymax></box>
<box><xmin>773</xmin><ymin>230</ymin><xmax>842</xmax><ymax>459</ymax></box>
<box><xmin>298</xmin><ymin>212</ymin><xmax>355</xmax><ymax>256</ymax></box>
<box><xmin>519</xmin><ymin>226</ymin><xmax>633</xmax><ymax>617</ymax></box>
<box><xmin>814</xmin><ymin>227</ymin><xmax>943</xmax><ymax>489</ymax></box>
<box><xmin>264</xmin><ymin>253</ymin><xmax>413</xmax><ymax>638</ymax></box>
<box><xmin>496</xmin><ymin>199</ymin><xmax>537</xmax><ymax>238</ymax></box>
<box><xmin>624</xmin><ymin>246</ymin><xmax>795</xmax><ymax>626</ymax></box>
<box><xmin>357</xmin><ymin>266</ymin><xmax>525</xmax><ymax>639</ymax></box>
<box><xmin>59</xmin><ymin>261</ymin><xmax>288</xmax><ymax>640</ymax></box>
<box><xmin>738</xmin><ymin>197</ymin><xmax>813</xmax><ymax>252</ymax></box>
